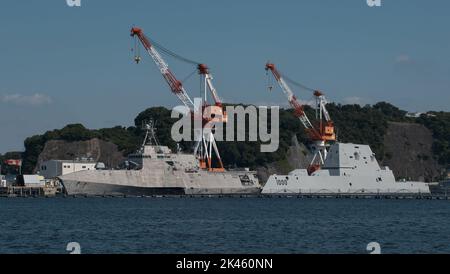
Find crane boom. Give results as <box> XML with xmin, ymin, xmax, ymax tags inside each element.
<box><xmin>198</xmin><ymin>64</ymin><xmax>222</xmax><ymax>108</ymax></box>
<box><xmin>265</xmin><ymin>62</ymin><xmax>336</xmax><ymax>174</ymax></box>
<box><xmin>265</xmin><ymin>63</ymin><xmax>322</xmax><ymax>140</ymax></box>
<box><xmin>131</xmin><ymin>27</ymin><xmax>195</xmax><ymax>110</ymax></box>
<box><xmin>314</xmin><ymin>91</ymin><xmax>331</xmax><ymax>122</ymax></box>
<box><xmin>130</xmin><ymin>27</ymin><xmax>225</xmax><ymax>171</ymax></box>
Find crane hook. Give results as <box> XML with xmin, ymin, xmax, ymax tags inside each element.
<box><xmin>132</xmin><ymin>35</ymin><xmax>141</xmax><ymax>64</ymax></box>
<box><xmin>266</xmin><ymin>71</ymin><xmax>273</xmax><ymax>91</ymax></box>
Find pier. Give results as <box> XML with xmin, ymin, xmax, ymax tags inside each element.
<box><xmin>0</xmin><ymin>186</ymin><xmax>59</xmax><ymax>198</ymax></box>
<box><xmin>41</xmin><ymin>193</ymin><xmax>450</xmax><ymax>200</ymax></box>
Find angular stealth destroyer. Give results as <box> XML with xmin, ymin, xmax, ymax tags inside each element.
<box><xmin>263</xmin><ymin>63</ymin><xmax>430</xmax><ymax>195</ymax></box>
<box><xmin>262</xmin><ymin>142</ymin><xmax>430</xmax><ymax>195</ymax></box>
<box><xmin>59</xmin><ymin>123</ymin><xmax>261</xmax><ymax>196</ymax></box>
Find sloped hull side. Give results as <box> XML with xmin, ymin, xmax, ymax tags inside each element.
<box><xmin>62</xmin><ymin>180</ymin><xmax>184</xmax><ymax>196</ymax></box>
<box><xmin>262</xmin><ymin>175</ymin><xmax>430</xmax><ymax>195</ymax></box>
<box><xmin>184</xmin><ymin>187</ymin><xmax>261</xmax><ymax>195</ymax></box>
<box><xmin>59</xmin><ymin>169</ymin><xmax>261</xmax><ymax>196</ymax></box>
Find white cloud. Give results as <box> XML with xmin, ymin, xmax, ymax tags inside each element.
<box><xmin>253</xmin><ymin>101</ymin><xmax>290</xmax><ymax>108</ymax></box>
<box><xmin>342</xmin><ymin>96</ymin><xmax>365</xmax><ymax>106</ymax></box>
<box><xmin>297</xmin><ymin>99</ymin><xmax>316</xmax><ymax>107</ymax></box>
<box><xmin>395</xmin><ymin>54</ymin><xmax>412</xmax><ymax>64</ymax></box>
<box><xmin>0</xmin><ymin>93</ymin><xmax>52</xmax><ymax>106</ymax></box>
<box><xmin>253</xmin><ymin>99</ymin><xmax>316</xmax><ymax>109</ymax></box>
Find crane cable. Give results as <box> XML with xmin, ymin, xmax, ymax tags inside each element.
<box><xmin>132</xmin><ymin>35</ymin><xmax>141</xmax><ymax>63</ymax></box>
<box><xmin>266</xmin><ymin>70</ymin><xmax>274</xmax><ymax>91</ymax></box>
<box><xmin>146</xmin><ymin>35</ymin><xmax>201</xmax><ymax>66</ymax></box>
<box><xmin>180</xmin><ymin>68</ymin><xmax>199</xmax><ymax>85</ymax></box>
<box><xmin>133</xmin><ymin>34</ymin><xmax>202</xmax><ymax>85</ymax></box>
<box><xmin>281</xmin><ymin>73</ymin><xmax>317</xmax><ymax>93</ymax></box>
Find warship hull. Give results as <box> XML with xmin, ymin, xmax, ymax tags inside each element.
<box><xmin>59</xmin><ymin>168</ymin><xmax>261</xmax><ymax>196</ymax></box>
<box><xmin>58</xmin><ymin>123</ymin><xmax>261</xmax><ymax>196</ymax></box>
<box><xmin>262</xmin><ymin>176</ymin><xmax>430</xmax><ymax>195</ymax></box>
<box><xmin>62</xmin><ymin>180</ymin><xmax>185</xmax><ymax>196</ymax></box>
<box><xmin>262</xmin><ymin>142</ymin><xmax>430</xmax><ymax>195</ymax></box>
<box><xmin>62</xmin><ymin>179</ymin><xmax>260</xmax><ymax>196</ymax></box>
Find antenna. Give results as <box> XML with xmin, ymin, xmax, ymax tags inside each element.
<box><xmin>141</xmin><ymin>119</ymin><xmax>160</xmax><ymax>148</ymax></box>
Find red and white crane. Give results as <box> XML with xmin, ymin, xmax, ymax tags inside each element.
<box><xmin>265</xmin><ymin>63</ymin><xmax>336</xmax><ymax>174</ymax></box>
<box><xmin>131</xmin><ymin>27</ymin><xmax>226</xmax><ymax>171</ymax></box>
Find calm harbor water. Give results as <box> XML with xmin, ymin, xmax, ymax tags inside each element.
<box><xmin>0</xmin><ymin>197</ymin><xmax>449</xmax><ymax>254</ymax></box>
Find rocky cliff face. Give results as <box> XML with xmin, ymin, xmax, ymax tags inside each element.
<box><xmin>35</xmin><ymin>138</ymin><xmax>125</xmax><ymax>172</ymax></box>
<box><xmin>258</xmin><ymin>122</ymin><xmax>442</xmax><ymax>184</ymax></box>
<box><xmin>381</xmin><ymin>122</ymin><xmax>442</xmax><ymax>182</ymax></box>
<box><xmin>256</xmin><ymin>136</ymin><xmax>311</xmax><ymax>183</ymax></box>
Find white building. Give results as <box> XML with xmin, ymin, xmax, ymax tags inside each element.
<box><xmin>18</xmin><ymin>175</ymin><xmax>46</xmax><ymax>187</ymax></box>
<box><xmin>405</xmin><ymin>112</ymin><xmax>423</xmax><ymax>118</ymax></box>
<box><xmin>39</xmin><ymin>160</ymin><xmax>98</xmax><ymax>179</ymax></box>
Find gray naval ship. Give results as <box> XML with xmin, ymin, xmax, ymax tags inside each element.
<box><xmin>262</xmin><ymin>142</ymin><xmax>430</xmax><ymax>195</ymax></box>
<box><xmin>59</xmin><ymin>124</ymin><xmax>260</xmax><ymax>196</ymax></box>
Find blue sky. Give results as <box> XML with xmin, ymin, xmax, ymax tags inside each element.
<box><xmin>0</xmin><ymin>0</ymin><xmax>449</xmax><ymax>153</ymax></box>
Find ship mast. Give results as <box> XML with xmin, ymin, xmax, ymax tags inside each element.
<box><xmin>141</xmin><ymin>120</ymin><xmax>160</xmax><ymax>147</ymax></box>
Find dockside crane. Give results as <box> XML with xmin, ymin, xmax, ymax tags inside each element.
<box><xmin>265</xmin><ymin>63</ymin><xmax>336</xmax><ymax>174</ymax></box>
<box><xmin>131</xmin><ymin>27</ymin><xmax>226</xmax><ymax>171</ymax></box>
